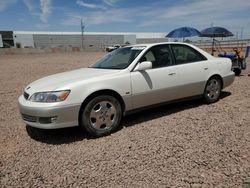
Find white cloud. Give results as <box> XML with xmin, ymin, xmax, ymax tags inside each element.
<box><xmin>63</xmin><ymin>8</ymin><xmax>131</xmax><ymax>26</ymax></box>
<box><xmin>102</xmin><ymin>0</ymin><xmax>119</xmax><ymax>6</ymax></box>
<box><xmin>86</xmin><ymin>9</ymin><xmax>130</xmax><ymax>24</ymax></box>
<box><xmin>40</xmin><ymin>0</ymin><xmax>52</xmax><ymax>23</ymax></box>
<box><xmin>160</xmin><ymin>0</ymin><xmax>249</xmax><ymax>19</ymax></box>
<box><xmin>76</xmin><ymin>0</ymin><xmax>106</xmax><ymax>9</ymax></box>
<box><xmin>62</xmin><ymin>13</ymin><xmax>82</xmax><ymax>26</ymax></box>
<box><xmin>139</xmin><ymin>0</ymin><xmax>250</xmax><ymax>29</ymax></box>
<box><xmin>0</xmin><ymin>0</ymin><xmax>17</xmax><ymax>12</ymax></box>
<box><xmin>62</xmin><ymin>0</ymin><xmax>250</xmax><ymax>37</ymax></box>
<box><xmin>23</xmin><ymin>0</ymin><xmax>35</xmax><ymax>12</ymax></box>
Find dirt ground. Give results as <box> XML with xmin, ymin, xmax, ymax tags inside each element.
<box><xmin>0</xmin><ymin>52</ymin><xmax>250</xmax><ymax>187</ymax></box>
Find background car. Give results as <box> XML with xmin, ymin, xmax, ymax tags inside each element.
<box><xmin>105</xmin><ymin>44</ymin><xmax>121</xmax><ymax>52</ymax></box>
<box><xmin>18</xmin><ymin>42</ymin><xmax>235</xmax><ymax>137</ymax></box>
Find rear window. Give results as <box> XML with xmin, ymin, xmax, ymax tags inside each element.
<box><xmin>172</xmin><ymin>44</ymin><xmax>207</xmax><ymax>64</ymax></box>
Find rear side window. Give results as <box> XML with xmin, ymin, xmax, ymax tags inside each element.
<box><xmin>171</xmin><ymin>44</ymin><xmax>206</xmax><ymax>64</ymax></box>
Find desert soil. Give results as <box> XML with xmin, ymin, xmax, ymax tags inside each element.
<box><xmin>0</xmin><ymin>52</ymin><xmax>250</xmax><ymax>187</ymax></box>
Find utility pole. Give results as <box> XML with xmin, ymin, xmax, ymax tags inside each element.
<box><xmin>81</xmin><ymin>19</ymin><xmax>85</xmax><ymax>48</ymax></box>
<box><xmin>240</xmin><ymin>27</ymin><xmax>244</xmax><ymax>49</ymax></box>
<box><xmin>240</xmin><ymin>27</ymin><xmax>243</xmax><ymax>40</ymax></box>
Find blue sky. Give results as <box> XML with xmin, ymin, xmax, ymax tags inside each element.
<box><xmin>0</xmin><ymin>0</ymin><xmax>250</xmax><ymax>37</ymax></box>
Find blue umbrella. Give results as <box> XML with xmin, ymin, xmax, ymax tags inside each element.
<box><xmin>166</xmin><ymin>27</ymin><xmax>201</xmax><ymax>38</ymax></box>
<box><xmin>200</xmin><ymin>27</ymin><xmax>233</xmax><ymax>37</ymax></box>
<box><xmin>200</xmin><ymin>27</ymin><xmax>234</xmax><ymax>55</ymax></box>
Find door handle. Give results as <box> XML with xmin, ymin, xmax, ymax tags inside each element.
<box><xmin>168</xmin><ymin>72</ymin><xmax>176</xmax><ymax>76</ymax></box>
<box><xmin>204</xmin><ymin>67</ymin><xmax>208</xmax><ymax>70</ymax></box>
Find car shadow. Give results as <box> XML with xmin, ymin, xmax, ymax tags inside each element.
<box><xmin>122</xmin><ymin>92</ymin><xmax>231</xmax><ymax>127</ymax></box>
<box><xmin>26</xmin><ymin>91</ymin><xmax>231</xmax><ymax>144</ymax></box>
<box><xmin>26</xmin><ymin>125</ymin><xmax>88</xmax><ymax>144</ymax></box>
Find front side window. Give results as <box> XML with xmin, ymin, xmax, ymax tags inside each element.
<box><xmin>140</xmin><ymin>45</ymin><xmax>173</xmax><ymax>68</ymax></box>
<box><xmin>171</xmin><ymin>44</ymin><xmax>206</xmax><ymax>64</ymax></box>
<box><xmin>91</xmin><ymin>47</ymin><xmax>143</xmax><ymax>69</ymax></box>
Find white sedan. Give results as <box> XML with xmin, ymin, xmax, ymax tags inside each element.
<box><xmin>18</xmin><ymin>42</ymin><xmax>235</xmax><ymax>137</ymax></box>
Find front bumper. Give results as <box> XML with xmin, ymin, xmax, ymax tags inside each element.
<box><xmin>222</xmin><ymin>72</ymin><xmax>235</xmax><ymax>89</ymax></box>
<box><xmin>18</xmin><ymin>95</ymin><xmax>81</xmax><ymax>129</ymax></box>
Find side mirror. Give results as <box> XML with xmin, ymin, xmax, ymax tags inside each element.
<box><xmin>134</xmin><ymin>61</ymin><xmax>152</xmax><ymax>71</ymax></box>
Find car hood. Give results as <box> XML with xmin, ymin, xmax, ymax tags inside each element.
<box><xmin>25</xmin><ymin>68</ymin><xmax>121</xmax><ymax>94</ymax></box>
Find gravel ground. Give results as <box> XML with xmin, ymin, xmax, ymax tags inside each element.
<box><xmin>0</xmin><ymin>52</ymin><xmax>250</xmax><ymax>187</ymax></box>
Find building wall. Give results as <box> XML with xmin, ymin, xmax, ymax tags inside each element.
<box><xmin>124</xmin><ymin>35</ymin><xmax>136</xmax><ymax>45</ymax></box>
<box><xmin>82</xmin><ymin>35</ymin><xmax>124</xmax><ymax>48</ymax></box>
<box><xmin>13</xmin><ymin>34</ymin><xmax>34</xmax><ymax>48</ymax></box>
<box><xmin>0</xmin><ymin>31</ymin><xmax>14</xmax><ymax>47</ymax></box>
<box><xmin>33</xmin><ymin>34</ymin><xmax>130</xmax><ymax>48</ymax></box>
<box><xmin>10</xmin><ymin>31</ymin><xmax>167</xmax><ymax>49</ymax></box>
<box><xmin>0</xmin><ymin>34</ymin><xmax>3</xmax><ymax>48</ymax></box>
<box><xmin>33</xmin><ymin>34</ymin><xmax>81</xmax><ymax>48</ymax></box>
<box><xmin>136</xmin><ymin>38</ymin><xmax>168</xmax><ymax>44</ymax></box>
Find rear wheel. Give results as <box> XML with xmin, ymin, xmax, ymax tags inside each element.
<box><xmin>203</xmin><ymin>77</ymin><xmax>222</xmax><ymax>104</ymax></box>
<box><xmin>80</xmin><ymin>95</ymin><xmax>122</xmax><ymax>137</ymax></box>
<box><xmin>233</xmin><ymin>68</ymin><xmax>241</xmax><ymax>76</ymax></box>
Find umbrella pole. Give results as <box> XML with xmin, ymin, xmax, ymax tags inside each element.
<box><xmin>212</xmin><ymin>37</ymin><xmax>215</xmax><ymax>56</ymax></box>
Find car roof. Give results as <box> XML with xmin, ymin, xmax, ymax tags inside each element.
<box><xmin>128</xmin><ymin>42</ymin><xmax>193</xmax><ymax>48</ymax></box>
<box><xmin>127</xmin><ymin>42</ymin><xmax>214</xmax><ymax>60</ymax></box>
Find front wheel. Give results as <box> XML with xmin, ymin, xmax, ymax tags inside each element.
<box><xmin>80</xmin><ymin>95</ymin><xmax>122</xmax><ymax>137</ymax></box>
<box><xmin>203</xmin><ymin>77</ymin><xmax>222</xmax><ymax>104</ymax></box>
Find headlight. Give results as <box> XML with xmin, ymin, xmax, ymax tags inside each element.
<box><xmin>29</xmin><ymin>90</ymin><xmax>70</xmax><ymax>102</ymax></box>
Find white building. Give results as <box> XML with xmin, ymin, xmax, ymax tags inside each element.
<box><xmin>12</xmin><ymin>31</ymin><xmax>168</xmax><ymax>48</ymax></box>
<box><xmin>0</xmin><ymin>34</ymin><xmax>3</xmax><ymax>47</ymax></box>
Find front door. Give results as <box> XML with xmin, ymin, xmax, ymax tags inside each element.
<box><xmin>130</xmin><ymin>45</ymin><xmax>180</xmax><ymax>109</ymax></box>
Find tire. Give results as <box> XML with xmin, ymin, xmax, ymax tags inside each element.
<box><xmin>233</xmin><ymin>68</ymin><xmax>241</xmax><ymax>76</ymax></box>
<box><xmin>203</xmin><ymin>77</ymin><xmax>222</xmax><ymax>104</ymax></box>
<box><xmin>80</xmin><ymin>95</ymin><xmax>122</xmax><ymax>137</ymax></box>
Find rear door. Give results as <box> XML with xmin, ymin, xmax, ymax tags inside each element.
<box><xmin>170</xmin><ymin>44</ymin><xmax>210</xmax><ymax>98</ymax></box>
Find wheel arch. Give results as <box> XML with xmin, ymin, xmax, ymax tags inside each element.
<box><xmin>206</xmin><ymin>74</ymin><xmax>224</xmax><ymax>89</ymax></box>
<box><xmin>78</xmin><ymin>89</ymin><xmax>126</xmax><ymax>124</ymax></box>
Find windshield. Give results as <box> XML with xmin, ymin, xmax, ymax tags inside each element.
<box><xmin>91</xmin><ymin>47</ymin><xmax>144</xmax><ymax>69</ymax></box>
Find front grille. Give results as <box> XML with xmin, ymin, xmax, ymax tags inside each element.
<box><xmin>23</xmin><ymin>92</ymin><xmax>29</xmax><ymax>100</ymax></box>
<box><xmin>22</xmin><ymin>114</ymin><xmax>37</xmax><ymax>122</ymax></box>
